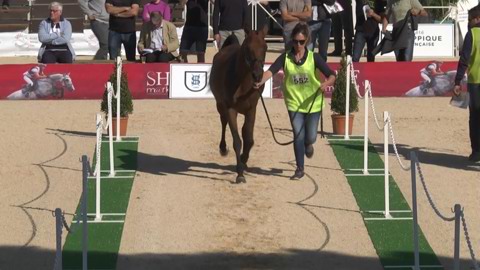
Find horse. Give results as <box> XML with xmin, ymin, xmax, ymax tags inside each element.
<box><xmin>405</xmin><ymin>70</ymin><xmax>467</xmax><ymax>97</ymax></box>
<box><xmin>209</xmin><ymin>27</ymin><xmax>268</xmax><ymax>184</ymax></box>
<box><xmin>7</xmin><ymin>73</ymin><xmax>75</xmax><ymax>100</ymax></box>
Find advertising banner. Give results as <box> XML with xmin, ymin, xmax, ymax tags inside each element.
<box><xmin>378</xmin><ymin>24</ymin><xmax>455</xmax><ymax>58</ymax></box>
<box><xmin>169</xmin><ymin>64</ymin><xmax>273</xmax><ymax>99</ymax></box>
<box><xmin>0</xmin><ymin>61</ymin><xmax>465</xmax><ymax>100</ymax></box>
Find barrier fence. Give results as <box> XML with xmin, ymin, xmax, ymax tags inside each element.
<box><xmin>345</xmin><ymin>58</ymin><xmax>479</xmax><ymax>269</ymax></box>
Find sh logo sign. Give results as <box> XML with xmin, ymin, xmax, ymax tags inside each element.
<box><xmin>185</xmin><ymin>71</ymin><xmax>207</xmax><ymax>92</ymax></box>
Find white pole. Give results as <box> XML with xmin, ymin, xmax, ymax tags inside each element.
<box><xmin>95</xmin><ymin>114</ymin><xmax>102</xmax><ymax>221</ymax></box>
<box><xmin>410</xmin><ymin>152</ymin><xmax>420</xmax><ymax>270</ymax></box>
<box><xmin>81</xmin><ymin>156</ymin><xmax>88</xmax><ymax>270</ymax></box>
<box><xmin>345</xmin><ymin>56</ymin><xmax>351</xmax><ymax>140</ymax></box>
<box><xmin>116</xmin><ymin>56</ymin><xmax>121</xmax><ymax>142</ymax></box>
<box><xmin>384</xmin><ymin>111</ymin><xmax>391</xmax><ymax>218</ymax></box>
<box><xmin>106</xmin><ymin>83</ymin><xmax>115</xmax><ymax>177</ymax></box>
<box><xmin>363</xmin><ymin>80</ymin><xmax>370</xmax><ymax>175</ymax></box>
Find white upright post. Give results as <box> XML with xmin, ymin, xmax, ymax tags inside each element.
<box><xmin>106</xmin><ymin>82</ymin><xmax>115</xmax><ymax>177</ymax></box>
<box><xmin>95</xmin><ymin>114</ymin><xmax>102</xmax><ymax>221</ymax></box>
<box><xmin>116</xmin><ymin>56</ymin><xmax>122</xmax><ymax>142</ymax></box>
<box><xmin>384</xmin><ymin>111</ymin><xmax>391</xmax><ymax>218</ymax></box>
<box><xmin>345</xmin><ymin>56</ymin><xmax>351</xmax><ymax>140</ymax></box>
<box><xmin>363</xmin><ymin>80</ymin><xmax>370</xmax><ymax>175</ymax></box>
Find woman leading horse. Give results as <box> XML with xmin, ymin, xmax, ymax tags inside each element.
<box><xmin>255</xmin><ymin>22</ymin><xmax>336</xmax><ymax>180</ymax></box>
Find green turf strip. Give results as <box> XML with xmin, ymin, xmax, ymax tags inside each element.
<box><xmin>62</xmin><ymin>139</ymin><xmax>138</xmax><ymax>270</ymax></box>
<box><xmin>328</xmin><ymin>137</ymin><xmax>443</xmax><ymax>269</ymax></box>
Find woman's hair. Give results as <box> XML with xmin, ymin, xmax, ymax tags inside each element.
<box><xmin>469</xmin><ymin>4</ymin><xmax>480</xmax><ymax>20</ymax></box>
<box><xmin>49</xmin><ymin>1</ymin><xmax>63</xmax><ymax>11</ymax></box>
<box><xmin>290</xmin><ymin>22</ymin><xmax>310</xmax><ymax>42</ymax></box>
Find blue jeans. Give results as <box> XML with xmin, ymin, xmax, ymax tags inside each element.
<box><xmin>308</xmin><ymin>19</ymin><xmax>332</xmax><ymax>61</ymax></box>
<box><xmin>108</xmin><ymin>30</ymin><xmax>137</xmax><ymax>61</ymax></box>
<box><xmin>352</xmin><ymin>30</ymin><xmax>379</xmax><ymax>62</ymax></box>
<box><xmin>394</xmin><ymin>29</ymin><xmax>415</xmax><ymax>62</ymax></box>
<box><xmin>288</xmin><ymin>111</ymin><xmax>321</xmax><ymax>170</ymax></box>
<box><xmin>91</xmin><ymin>20</ymin><xmax>109</xmax><ymax>60</ymax></box>
<box><xmin>469</xmin><ymin>83</ymin><xmax>480</xmax><ymax>153</ymax></box>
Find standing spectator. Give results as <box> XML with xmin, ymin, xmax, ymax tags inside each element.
<box><xmin>137</xmin><ymin>12</ymin><xmax>179</xmax><ymax>62</ymax></box>
<box><xmin>308</xmin><ymin>0</ymin><xmax>333</xmax><ymax>60</ymax></box>
<box><xmin>381</xmin><ymin>0</ymin><xmax>426</xmax><ymax>61</ymax></box>
<box><xmin>252</xmin><ymin>1</ymin><xmax>271</xmax><ymax>31</ymax></box>
<box><xmin>2</xmin><ymin>0</ymin><xmax>9</xmax><ymax>10</ymax></box>
<box><xmin>280</xmin><ymin>0</ymin><xmax>311</xmax><ymax>51</ymax></box>
<box><xmin>142</xmin><ymin>0</ymin><xmax>171</xmax><ymax>22</ymax></box>
<box><xmin>329</xmin><ymin>0</ymin><xmax>353</xmax><ymax>56</ymax></box>
<box><xmin>212</xmin><ymin>0</ymin><xmax>250</xmax><ymax>47</ymax></box>
<box><xmin>179</xmin><ymin>0</ymin><xmax>209</xmax><ymax>63</ymax></box>
<box><xmin>105</xmin><ymin>0</ymin><xmax>139</xmax><ymax>61</ymax></box>
<box><xmin>253</xmin><ymin>23</ymin><xmax>336</xmax><ymax>180</ymax></box>
<box><xmin>352</xmin><ymin>0</ymin><xmax>384</xmax><ymax>62</ymax></box>
<box><xmin>453</xmin><ymin>5</ymin><xmax>480</xmax><ymax>162</ymax></box>
<box><xmin>38</xmin><ymin>2</ymin><xmax>76</xmax><ymax>63</ymax></box>
<box><xmin>78</xmin><ymin>0</ymin><xmax>110</xmax><ymax>60</ymax></box>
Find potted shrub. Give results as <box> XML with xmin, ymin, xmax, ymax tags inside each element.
<box><xmin>101</xmin><ymin>62</ymin><xmax>133</xmax><ymax>136</ymax></box>
<box><xmin>330</xmin><ymin>53</ymin><xmax>359</xmax><ymax>135</ymax></box>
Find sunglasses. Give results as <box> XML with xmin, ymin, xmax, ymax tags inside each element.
<box><xmin>292</xmin><ymin>39</ymin><xmax>306</xmax><ymax>45</ymax></box>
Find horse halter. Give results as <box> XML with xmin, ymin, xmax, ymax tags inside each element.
<box><xmin>243</xmin><ymin>45</ymin><xmax>265</xmax><ymax>71</ymax></box>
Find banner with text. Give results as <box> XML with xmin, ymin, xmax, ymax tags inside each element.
<box><xmin>0</xmin><ymin>61</ymin><xmax>465</xmax><ymax>100</ymax></box>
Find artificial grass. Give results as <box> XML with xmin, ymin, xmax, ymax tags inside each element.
<box><xmin>62</xmin><ymin>138</ymin><xmax>138</xmax><ymax>270</ymax></box>
<box><xmin>328</xmin><ymin>137</ymin><xmax>443</xmax><ymax>269</ymax></box>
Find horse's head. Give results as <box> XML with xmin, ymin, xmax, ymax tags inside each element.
<box><xmin>62</xmin><ymin>73</ymin><xmax>75</xmax><ymax>92</ymax></box>
<box><xmin>242</xmin><ymin>26</ymin><xmax>268</xmax><ymax>83</ymax></box>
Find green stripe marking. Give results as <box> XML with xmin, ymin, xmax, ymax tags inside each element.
<box><xmin>62</xmin><ymin>138</ymin><xmax>139</xmax><ymax>270</ymax></box>
<box><xmin>328</xmin><ymin>137</ymin><xmax>442</xmax><ymax>269</ymax></box>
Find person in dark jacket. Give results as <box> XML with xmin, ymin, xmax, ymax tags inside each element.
<box><xmin>212</xmin><ymin>0</ymin><xmax>250</xmax><ymax>47</ymax></box>
<box><xmin>179</xmin><ymin>0</ymin><xmax>209</xmax><ymax>63</ymax></box>
<box><xmin>328</xmin><ymin>0</ymin><xmax>353</xmax><ymax>56</ymax></box>
<box><xmin>453</xmin><ymin>5</ymin><xmax>480</xmax><ymax>162</ymax></box>
<box><xmin>352</xmin><ymin>0</ymin><xmax>384</xmax><ymax>62</ymax></box>
<box><xmin>308</xmin><ymin>0</ymin><xmax>333</xmax><ymax>61</ymax></box>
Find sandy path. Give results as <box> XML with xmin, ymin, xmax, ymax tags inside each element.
<box><xmin>0</xmin><ymin>97</ymin><xmax>478</xmax><ymax>269</ymax></box>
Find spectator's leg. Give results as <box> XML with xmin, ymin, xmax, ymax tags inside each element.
<box><xmin>283</xmin><ymin>30</ymin><xmax>293</xmax><ymax>52</ymax></box>
<box><xmin>219</xmin><ymin>30</ymin><xmax>231</xmax><ymax>48</ymax></box>
<box><xmin>317</xmin><ymin>19</ymin><xmax>332</xmax><ymax>61</ymax></box>
<box><xmin>108</xmin><ymin>30</ymin><xmax>121</xmax><ymax>60</ymax></box>
<box><xmin>352</xmin><ymin>31</ymin><xmax>366</xmax><ymax>62</ymax></box>
<box><xmin>468</xmin><ymin>83</ymin><xmax>480</xmax><ymax>155</ymax></box>
<box><xmin>158</xmin><ymin>52</ymin><xmax>175</xmax><ymax>62</ymax></box>
<box><xmin>366</xmin><ymin>33</ymin><xmax>379</xmax><ymax>62</ymax></box>
<box><xmin>307</xmin><ymin>22</ymin><xmax>321</xmax><ymax>52</ymax></box>
<box><xmin>56</xmin><ymin>50</ymin><xmax>73</xmax><ymax>63</ymax></box>
<box><xmin>404</xmin><ymin>30</ymin><xmax>415</xmax><ymax>62</ymax></box>
<box><xmin>233</xmin><ymin>29</ymin><xmax>246</xmax><ymax>45</ymax></box>
<box><xmin>123</xmin><ymin>32</ymin><xmax>137</xmax><ymax>62</ymax></box>
<box><xmin>341</xmin><ymin>4</ymin><xmax>354</xmax><ymax>56</ymax></box>
<box><xmin>179</xmin><ymin>26</ymin><xmax>195</xmax><ymax>63</ymax></box>
<box><xmin>91</xmin><ymin>20</ymin><xmax>109</xmax><ymax>60</ymax></box>
<box><xmin>196</xmin><ymin>26</ymin><xmax>208</xmax><ymax>63</ymax></box>
<box><xmin>145</xmin><ymin>52</ymin><xmax>157</xmax><ymax>63</ymax></box>
<box><xmin>330</xmin><ymin>13</ymin><xmax>342</xmax><ymax>55</ymax></box>
<box><xmin>41</xmin><ymin>50</ymin><xmax>57</xmax><ymax>63</ymax></box>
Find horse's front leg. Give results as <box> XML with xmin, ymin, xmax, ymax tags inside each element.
<box><xmin>227</xmin><ymin>109</ymin><xmax>246</xmax><ymax>183</ymax></box>
<box><xmin>216</xmin><ymin>103</ymin><xmax>228</xmax><ymax>156</ymax></box>
<box><xmin>241</xmin><ymin>107</ymin><xmax>256</xmax><ymax>168</ymax></box>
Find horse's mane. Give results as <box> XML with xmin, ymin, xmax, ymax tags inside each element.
<box><xmin>221</xmin><ymin>34</ymin><xmax>240</xmax><ymax>50</ymax></box>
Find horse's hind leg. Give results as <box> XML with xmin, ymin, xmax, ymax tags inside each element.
<box><xmin>216</xmin><ymin>103</ymin><xmax>229</xmax><ymax>156</ymax></box>
<box><xmin>240</xmin><ymin>108</ymin><xmax>256</xmax><ymax>168</ymax></box>
<box><xmin>227</xmin><ymin>109</ymin><xmax>246</xmax><ymax>184</ymax></box>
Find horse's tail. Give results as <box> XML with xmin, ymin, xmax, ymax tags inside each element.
<box><xmin>221</xmin><ymin>34</ymin><xmax>239</xmax><ymax>50</ymax></box>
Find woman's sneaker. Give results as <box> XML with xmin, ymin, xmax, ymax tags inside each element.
<box><xmin>290</xmin><ymin>167</ymin><xmax>304</xmax><ymax>180</ymax></box>
<box><xmin>305</xmin><ymin>144</ymin><xmax>314</xmax><ymax>158</ymax></box>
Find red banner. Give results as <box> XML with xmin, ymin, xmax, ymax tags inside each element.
<box><xmin>0</xmin><ymin>61</ymin><xmax>463</xmax><ymax>100</ymax></box>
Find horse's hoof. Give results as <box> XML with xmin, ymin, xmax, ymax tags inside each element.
<box><xmin>219</xmin><ymin>147</ymin><xmax>229</xmax><ymax>156</ymax></box>
<box><xmin>235</xmin><ymin>176</ymin><xmax>246</xmax><ymax>184</ymax></box>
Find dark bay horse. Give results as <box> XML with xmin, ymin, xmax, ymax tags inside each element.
<box><xmin>209</xmin><ymin>28</ymin><xmax>268</xmax><ymax>184</ymax></box>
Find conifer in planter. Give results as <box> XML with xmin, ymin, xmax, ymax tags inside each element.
<box><xmin>330</xmin><ymin>53</ymin><xmax>359</xmax><ymax>135</ymax></box>
<box><xmin>101</xmin><ymin>62</ymin><xmax>133</xmax><ymax>136</ymax></box>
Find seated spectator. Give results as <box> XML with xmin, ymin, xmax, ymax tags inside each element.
<box><xmin>137</xmin><ymin>12</ymin><xmax>179</xmax><ymax>63</ymax></box>
<box><xmin>142</xmin><ymin>0</ymin><xmax>171</xmax><ymax>22</ymax></box>
<box><xmin>38</xmin><ymin>2</ymin><xmax>75</xmax><ymax>63</ymax></box>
